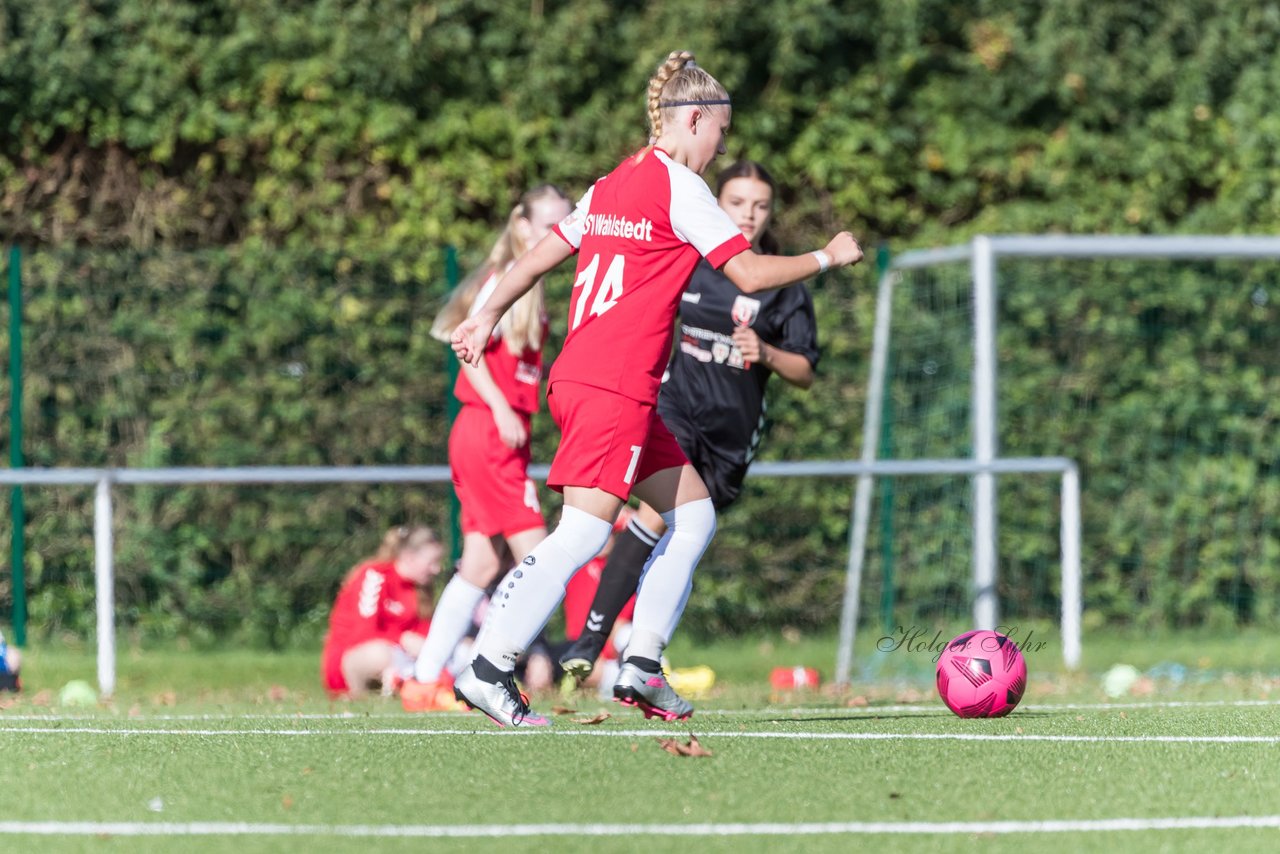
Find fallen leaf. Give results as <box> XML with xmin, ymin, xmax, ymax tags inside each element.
<box><xmin>268</xmin><ymin>685</ymin><xmax>289</xmax><ymax>702</ymax></box>
<box><xmin>846</xmin><ymin>695</ymin><xmax>869</xmax><ymax>707</ymax></box>
<box><xmin>889</xmin><ymin>792</ymin><xmax>902</xmax><ymax>799</ymax></box>
<box><xmin>153</xmin><ymin>691</ymin><xmax>178</xmax><ymax>707</ymax></box>
<box><xmin>655</xmin><ymin>734</ymin><xmax>713</xmax><ymax>758</ymax></box>
<box><xmin>571</xmin><ymin>712</ymin><xmax>611</xmax><ymax>725</ymax></box>
<box><xmin>656</xmin><ymin>737</ymin><xmax>683</xmax><ymax>756</ymax></box>
<box><xmin>630</xmin><ymin>743</ymin><xmax>639</xmax><ymax>752</ymax></box>
<box><xmin>684</xmin><ymin>734</ymin><xmax>713</xmax><ymax>757</ymax></box>
<box><xmin>281</xmin><ymin>794</ymin><xmax>294</xmax><ymax>810</ymax></box>
<box><xmin>551</xmin><ymin>705</ymin><xmax>577</xmax><ymax>715</ymax></box>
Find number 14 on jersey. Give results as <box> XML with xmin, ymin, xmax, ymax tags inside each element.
<box><xmin>570</xmin><ymin>253</ymin><xmax>626</xmax><ymax>330</ymax></box>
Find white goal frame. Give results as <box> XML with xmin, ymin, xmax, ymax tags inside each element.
<box><xmin>838</xmin><ymin>235</ymin><xmax>1280</xmax><ymax>685</ymax></box>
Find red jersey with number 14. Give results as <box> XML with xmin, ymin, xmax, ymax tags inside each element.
<box><xmin>551</xmin><ymin>148</ymin><xmax>750</xmax><ymax>404</ymax></box>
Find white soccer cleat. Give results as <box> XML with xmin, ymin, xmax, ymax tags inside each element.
<box><xmin>453</xmin><ymin>659</ymin><xmax>550</xmax><ymax>729</ymax></box>
<box><xmin>613</xmin><ymin>660</ymin><xmax>693</xmax><ymax>721</ymax></box>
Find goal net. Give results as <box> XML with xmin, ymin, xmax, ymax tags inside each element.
<box><xmin>841</xmin><ymin>237</ymin><xmax>1280</xmax><ymax>680</ymax></box>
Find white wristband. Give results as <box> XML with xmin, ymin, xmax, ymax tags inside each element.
<box><xmin>811</xmin><ymin>250</ymin><xmax>831</xmax><ymax>273</ymax></box>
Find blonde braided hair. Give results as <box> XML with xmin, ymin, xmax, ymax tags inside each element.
<box><xmin>646</xmin><ymin>50</ymin><xmax>730</xmax><ymax>143</ymax></box>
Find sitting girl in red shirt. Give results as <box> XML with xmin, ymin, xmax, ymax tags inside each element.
<box><xmin>321</xmin><ymin>526</ymin><xmax>444</xmax><ymax>698</ymax></box>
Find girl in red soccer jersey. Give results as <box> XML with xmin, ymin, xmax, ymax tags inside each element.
<box><xmin>558</xmin><ymin>159</ymin><xmax>821</xmax><ymax>682</ymax></box>
<box><xmin>449</xmin><ymin>51</ymin><xmax>862</xmax><ymax>727</ymax></box>
<box><xmin>400</xmin><ymin>185</ymin><xmax>573</xmax><ymax>712</ymax></box>
<box><xmin>321</xmin><ymin>526</ymin><xmax>444</xmax><ymax>698</ymax></box>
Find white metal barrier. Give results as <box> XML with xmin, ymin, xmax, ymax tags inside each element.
<box><xmin>0</xmin><ymin>458</ymin><xmax>1079</xmax><ymax>697</ymax></box>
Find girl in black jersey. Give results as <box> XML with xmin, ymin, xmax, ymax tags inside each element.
<box><xmin>560</xmin><ymin>160</ymin><xmax>820</xmax><ymax>681</ymax></box>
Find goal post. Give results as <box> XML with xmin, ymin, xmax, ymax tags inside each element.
<box><xmin>840</xmin><ymin>235</ymin><xmax>1280</xmax><ymax>684</ymax></box>
<box><xmin>835</xmin><ymin>456</ymin><xmax>1081</xmax><ymax>685</ymax></box>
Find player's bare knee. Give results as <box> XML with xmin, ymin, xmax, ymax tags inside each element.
<box><xmin>457</xmin><ymin>554</ymin><xmax>501</xmax><ymax>586</ymax></box>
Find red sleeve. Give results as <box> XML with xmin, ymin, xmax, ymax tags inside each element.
<box><xmin>705</xmin><ymin>233</ymin><xmax>752</xmax><ymax>270</ymax></box>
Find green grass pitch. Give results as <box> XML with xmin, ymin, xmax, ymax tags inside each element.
<box><xmin>2</xmin><ymin>628</ymin><xmax>1280</xmax><ymax>853</ymax></box>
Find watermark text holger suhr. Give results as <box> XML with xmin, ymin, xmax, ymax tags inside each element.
<box><xmin>877</xmin><ymin>625</ymin><xmax>1049</xmax><ymax>663</ymax></box>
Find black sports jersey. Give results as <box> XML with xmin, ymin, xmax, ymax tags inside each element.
<box><xmin>659</xmin><ymin>258</ymin><xmax>820</xmax><ymax>468</ymax></box>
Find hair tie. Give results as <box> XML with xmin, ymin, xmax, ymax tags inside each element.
<box><xmin>658</xmin><ymin>98</ymin><xmax>732</xmax><ymax>108</ymax></box>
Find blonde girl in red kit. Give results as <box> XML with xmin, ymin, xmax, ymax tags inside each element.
<box><xmin>321</xmin><ymin>526</ymin><xmax>444</xmax><ymax>698</ymax></box>
<box><xmin>399</xmin><ymin>185</ymin><xmax>573</xmax><ymax>713</ymax></box>
<box><xmin>450</xmin><ymin>51</ymin><xmax>862</xmax><ymax>727</ymax></box>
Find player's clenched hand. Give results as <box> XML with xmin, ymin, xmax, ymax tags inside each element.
<box><xmin>451</xmin><ymin>314</ymin><xmax>496</xmax><ymax>367</ymax></box>
<box><xmin>824</xmin><ymin>232</ymin><xmax>864</xmax><ymax>268</ymax></box>
<box><xmin>491</xmin><ymin>404</ymin><xmax>528</xmax><ymax>449</ymax></box>
<box><xmin>731</xmin><ymin>326</ymin><xmax>763</xmax><ymax>363</ymax></box>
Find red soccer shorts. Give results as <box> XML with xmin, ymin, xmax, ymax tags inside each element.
<box><xmin>449</xmin><ymin>405</ymin><xmax>546</xmax><ymax>538</ymax></box>
<box><xmin>546</xmin><ymin>381</ymin><xmax>689</xmax><ymax>501</ymax></box>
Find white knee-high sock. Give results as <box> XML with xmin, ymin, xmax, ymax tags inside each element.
<box><xmin>473</xmin><ymin>506</ymin><xmax>612</xmax><ymax>672</ymax></box>
<box><xmin>413</xmin><ymin>574</ymin><xmax>487</xmax><ymax>683</ymax></box>
<box><xmin>626</xmin><ymin>498</ymin><xmax>716</xmax><ymax>662</ymax></box>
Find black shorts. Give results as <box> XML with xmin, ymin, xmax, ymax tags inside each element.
<box><xmin>659</xmin><ymin>400</ymin><xmax>749</xmax><ymax>512</ymax></box>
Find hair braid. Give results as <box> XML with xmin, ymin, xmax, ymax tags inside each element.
<box><xmin>646</xmin><ymin>50</ymin><xmax>696</xmax><ymax>142</ymax></box>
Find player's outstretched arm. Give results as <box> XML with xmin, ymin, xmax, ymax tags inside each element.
<box><xmin>722</xmin><ymin>231</ymin><xmax>862</xmax><ymax>294</ymax></box>
<box><xmin>452</xmin><ymin>233</ymin><xmax>575</xmax><ymax>367</ymax></box>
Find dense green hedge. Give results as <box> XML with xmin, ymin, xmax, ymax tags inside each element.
<box><xmin>5</xmin><ymin>1</ymin><xmax>1279</xmax><ymax>249</ymax></box>
<box><xmin>0</xmin><ymin>246</ymin><xmax>870</xmax><ymax>644</ymax></box>
<box><xmin>2</xmin><ymin>1</ymin><xmax>1280</xmax><ymax>643</ymax></box>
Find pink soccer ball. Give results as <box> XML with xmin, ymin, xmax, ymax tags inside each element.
<box><xmin>935</xmin><ymin>630</ymin><xmax>1027</xmax><ymax>718</ymax></box>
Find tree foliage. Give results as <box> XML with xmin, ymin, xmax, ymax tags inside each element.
<box><xmin>2</xmin><ymin>1</ymin><xmax>1279</xmax><ymax>642</ymax></box>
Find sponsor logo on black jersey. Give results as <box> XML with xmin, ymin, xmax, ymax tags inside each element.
<box><xmin>731</xmin><ymin>295</ymin><xmax>761</xmax><ymax>327</ymax></box>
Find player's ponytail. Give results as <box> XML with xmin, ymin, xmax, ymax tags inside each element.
<box><xmin>646</xmin><ymin>50</ymin><xmax>729</xmax><ymax>143</ymax></box>
<box><xmin>501</xmin><ymin>183</ymin><xmax>569</xmax><ymax>353</ymax></box>
<box><xmin>430</xmin><ymin>184</ymin><xmax>569</xmax><ymax>350</ymax></box>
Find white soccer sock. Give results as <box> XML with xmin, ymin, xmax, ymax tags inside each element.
<box><xmin>626</xmin><ymin>497</ymin><xmax>716</xmax><ymax>661</ymax></box>
<box><xmin>413</xmin><ymin>575</ymin><xmax>486</xmax><ymax>683</ymax></box>
<box><xmin>473</xmin><ymin>506</ymin><xmax>612</xmax><ymax>672</ymax></box>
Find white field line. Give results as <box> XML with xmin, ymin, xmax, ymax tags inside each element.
<box><xmin>3</xmin><ymin>697</ymin><xmax>1279</xmax><ymax>722</ymax></box>
<box><xmin>1</xmin><ymin>726</ymin><xmax>1279</xmax><ymax>744</ymax></box>
<box><xmin>3</xmin><ymin>816</ymin><xmax>1280</xmax><ymax>837</ymax></box>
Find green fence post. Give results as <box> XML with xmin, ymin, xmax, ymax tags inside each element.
<box><xmin>874</xmin><ymin>245</ymin><xmax>896</xmax><ymax>635</ymax></box>
<box><xmin>443</xmin><ymin>246</ymin><xmax>462</xmax><ymax>567</ymax></box>
<box><xmin>8</xmin><ymin>246</ymin><xmax>25</xmax><ymax>646</ymax></box>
